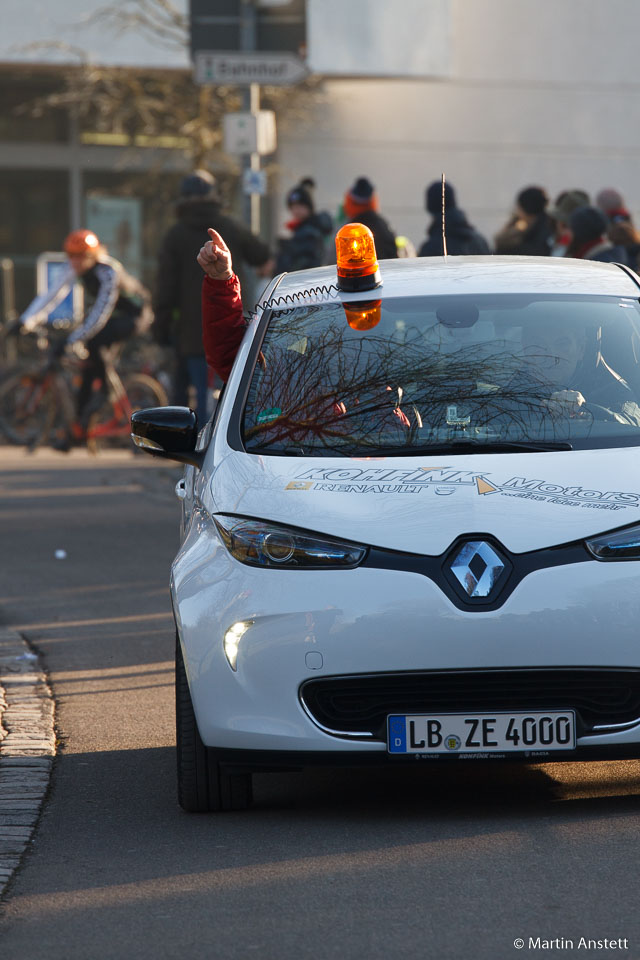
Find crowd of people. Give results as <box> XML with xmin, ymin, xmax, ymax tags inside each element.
<box><xmin>18</xmin><ymin>167</ymin><xmax>640</xmax><ymax>446</ymax></box>
<box><xmin>271</xmin><ymin>175</ymin><xmax>640</xmax><ymax>269</ymax></box>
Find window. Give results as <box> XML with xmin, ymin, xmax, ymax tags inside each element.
<box><xmin>241</xmin><ymin>294</ymin><xmax>640</xmax><ymax>455</ymax></box>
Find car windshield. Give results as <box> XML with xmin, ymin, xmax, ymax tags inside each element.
<box><xmin>241</xmin><ymin>293</ymin><xmax>640</xmax><ymax>456</ymax></box>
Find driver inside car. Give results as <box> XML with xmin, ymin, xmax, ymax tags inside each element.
<box><xmin>518</xmin><ymin>318</ymin><xmax>640</xmax><ymax>425</ymax></box>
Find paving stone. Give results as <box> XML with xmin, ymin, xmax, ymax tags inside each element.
<box><xmin>0</xmin><ymin>841</ymin><xmax>31</xmax><ymax>854</ymax></box>
<box><xmin>0</xmin><ymin>779</ymin><xmax>50</xmax><ymax>788</ymax></box>
<box><xmin>0</xmin><ymin>817</ymin><xmax>38</xmax><ymax>829</ymax></box>
<box><xmin>0</xmin><ymin>797</ymin><xmax>42</xmax><ymax>806</ymax></box>
<box><xmin>0</xmin><ymin>754</ymin><xmax>52</xmax><ymax>763</ymax></box>
<box><xmin>0</xmin><ymin>631</ymin><xmax>55</xmax><ymax>893</ymax></box>
<box><xmin>0</xmin><ymin>794</ymin><xmax>47</xmax><ymax>803</ymax></box>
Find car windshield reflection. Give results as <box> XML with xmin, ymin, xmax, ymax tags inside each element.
<box><xmin>241</xmin><ymin>294</ymin><xmax>640</xmax><ymax>455</ymax></box>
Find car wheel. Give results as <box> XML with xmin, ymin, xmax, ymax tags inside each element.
<box><xmin>175</xmin><ymin>633</ymin><xmax>253</xmax><ymax>813</ymax></box>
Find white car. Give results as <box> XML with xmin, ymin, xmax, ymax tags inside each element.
<box><xmin>132</xmin><ymin>229</ymin><xmax>640</xmax><ymax>812</ymax></box>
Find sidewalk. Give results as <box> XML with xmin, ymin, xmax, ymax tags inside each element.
<box><xmin>0</xmin><ymin>631</ymin><xmax>55</xmax><ymax>897</ymax></box>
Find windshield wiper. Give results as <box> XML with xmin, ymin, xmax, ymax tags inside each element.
<box><xmin>362</xmin><ymin>439</ymin><xmax>573</xmax><ymax>456</ymax></box>
<box><xmin>247</xmin><ymin>439</ymin><xmax>573</xmax><ymax>457</ymax></box>
<box><xmin>246</xmin><ymin>444</ymin><xmax>352</xmax><ymax>457</ymax></box>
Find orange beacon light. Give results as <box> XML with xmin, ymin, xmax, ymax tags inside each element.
<box><xmin>335</xmin><ymin>223</ymin><xmax>382</xmax><ymax>292</ymax></box>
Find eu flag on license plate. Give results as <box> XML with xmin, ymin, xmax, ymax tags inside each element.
<box><xmin>388</xmin><ymin>716</ymin><xmax>406</xmax><ymax>753</ymax></box>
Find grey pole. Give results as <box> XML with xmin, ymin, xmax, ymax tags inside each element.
<box><xmin>1</xmin><ymin>259</ymin><xmax>18</xmax><ymax>363</ymax></box>
<box><xmin>240</xmin><ymin>0</ymin><xmax>261</xmax><ymax>234</ymax></box>
<box><xmin>69</xmin><ymin>107</ymin><xmax>83</xmax><ymax>230</ymax></box>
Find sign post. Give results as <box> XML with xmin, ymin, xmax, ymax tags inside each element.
<box><xmin>242</xmin><ymin>1</ymin><xmax>261</xmax><ymax>233</ymax></box>
<box><xmin>190</xmin><ymin>0</ymin><xmax>307</xmax><ymax>234</ymax></box>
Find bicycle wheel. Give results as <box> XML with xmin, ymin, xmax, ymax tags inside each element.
<box><xmin>0</xmin><ymin>370</ymin><xmax>56</xmax><ymax>446</ymax></box>
<box><xmin>86</xmin><ymin>372</ymin><xmax>168</xmax><ymax>454</ymax></box>
<box><xmin>125</xmin><ymin>372</ymin><xmax>168</xmax><ymax>412</ymax></box>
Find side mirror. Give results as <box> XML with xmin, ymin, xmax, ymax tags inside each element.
<box><xmin>130</xmin><ymin>406</ymin><xmax>205</xmax><ymax>469</ymax></box>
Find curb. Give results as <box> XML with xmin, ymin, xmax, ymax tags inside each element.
<box><xmin>0</xmin><ymin>630</ymin><xmax>55</xmax><ymax>897</ymax></box>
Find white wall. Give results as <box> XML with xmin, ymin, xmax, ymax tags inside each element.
<box><xmin>307</xmin><ymin>0</ymin><xmax>450</xmax><ymax>78</ymax></box>
<box><xmin>1</xmin><ymin>0</ymin><xmax>189</xmax><ymax>68</ymax></box>
<box><xmin>277</xmin><ymin>0</ymin><xmax>640</xmax><ymax>251</ymax></box>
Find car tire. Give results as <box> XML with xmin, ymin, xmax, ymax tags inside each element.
<box><xmin>175</xmin><ymin>633</ymin><xmax>253</xmax><ymax>813</ymax></box>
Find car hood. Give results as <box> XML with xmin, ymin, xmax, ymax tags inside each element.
<box><xmin>207</xmin><ymin>448</ymin><xmax>640</xmax><ymax>555</ymax></box>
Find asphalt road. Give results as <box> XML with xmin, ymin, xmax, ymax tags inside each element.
<box><xmin>0</xmin><ymin>447</ymin><xmax>639</xmax><ymax>960</ymax></box>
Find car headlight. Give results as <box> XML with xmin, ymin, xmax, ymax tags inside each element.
<box><xmin>213</xmin><ymin>515</ymin><xmax>367</xmax><ymax>568</ymax></box>
<box><xmin>586</xmin><ymin>524</ymin><xmax>640</xmax><ymax>560</ymax></box>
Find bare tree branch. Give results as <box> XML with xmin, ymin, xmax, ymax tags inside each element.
<box><xmin>82</xmin><ymin>0</ymin><xmax>188</xmax><ymax>50</ymax></box>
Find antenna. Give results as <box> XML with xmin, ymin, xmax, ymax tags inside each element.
<box><xmin>441</xmin><ymin>172</ymin><xmax>448</xmax><ymax>258</ymax></box>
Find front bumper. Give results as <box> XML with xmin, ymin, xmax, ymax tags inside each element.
<box><xmin>171</xmin><ymin>524</ymin><xmax>640</xmax><ymax>757</ymax></box>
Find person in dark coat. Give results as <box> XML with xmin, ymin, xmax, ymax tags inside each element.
<box><xmin>419</xmin><ymin>181</ymin><xmax>490</xmax><ymax>257</ymax></box>
<box><xmin>494</xmin><ymin>185</ymin><xmax>555</xmax><ymax>256</ymax></box>
<box><xmin>565</xmin><ymin>206</ymin><xmax>629</xmax><ymax>264</ymax></box>
<box><xmin>337</xmin><ymin>177</ymin><xmax>398</xmax><ymax>261</ymax></box>
<box><xmin>274</xmin><ymin>179</ymin><xmax>333</xmax><ymax>274</ymax></box>
<box><xmin>549</xmin><ymin>189</ymin><xmax>590</xmax><ymax>256</ymax></box>
<box><xmin>152</xmin><ymin>169</ymin><xmax>272</xmax><ymax>424</ymax></box>
<box><xmin>595</xmin><ymin>188</ymin><xmax>640</xmax><ymax>271</ymax></box>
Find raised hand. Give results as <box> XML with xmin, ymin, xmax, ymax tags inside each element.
<box><xmin>197</xmin><ymin>228</ymin><xmax>233</xmax><ymax>280</ymax></box>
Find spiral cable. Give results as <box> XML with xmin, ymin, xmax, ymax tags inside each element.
<box><xmin>244</xmin><ymin>282</ymin><xmax>340</xmax><ymax>324</ymax></box>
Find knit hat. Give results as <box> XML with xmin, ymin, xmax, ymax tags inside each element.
<box><xmin>596</xmin><ymin>188</ymin><xmax>625</xmax><ymax>216</ymax></box>
<box><xmin>569</xmin><ymin>205</ymin><xmax>608</xmax><ymax>244</ymax></box>
<box><xmin>517</xmin><ymin>186</ymin><xmax>548</xmax><ymax>216</ymax></box>
<box><xmin>180</xmin><ymin>169</ymin><xmax>217</xmax><ymax>200</ymax></box>
<box><xmin>348</xmin><ymin>177</ymin><xmax>375</xmax><ymax>204</ymax></box>
<box><xmin>426</xmin><ymin>180</ymin><xmax>457</xmax><ymax>215</ymax></box>
<box><xmin>550</xmin><ymin>189</ymin><xmax>590</xmax><ymax>224</ymax></box>
<box><xmin>286</xmin><ymin>181</ymin><xmax>314</xmax><ymax>211</ymax></box>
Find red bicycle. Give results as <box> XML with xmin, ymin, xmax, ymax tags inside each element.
<box><xmin>0</xmin><ymin>328</ymin><xmax>167</xmax><ymax>452</ymax></box>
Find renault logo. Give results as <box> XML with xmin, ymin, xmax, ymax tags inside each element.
<box><xmin>448</xmin><ymin>540</ymin><xmax>506</xmax><ymax>599</ymax></box>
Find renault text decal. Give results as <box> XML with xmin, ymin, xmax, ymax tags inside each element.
<box><xmin>285</xmin><ymin>466</ymin><xmax>640</xmax><ymax>512</ymax></box>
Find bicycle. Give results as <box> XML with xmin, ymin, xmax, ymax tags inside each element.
<box><xmin>0</xmin><ymin>325</ymin><xmax>168</xmax><ymax>453</ymax></box>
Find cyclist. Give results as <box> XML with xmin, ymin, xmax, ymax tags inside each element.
<box><xmin>19</xmin><ymin>229</ymin><xmax>151</xmax><ymax>449</ymax></box>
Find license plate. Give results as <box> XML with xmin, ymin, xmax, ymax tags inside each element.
<box><xmin>387</xmin><ymin>711</ymin><xmax>576</xmax><ymax>755</ymax></box>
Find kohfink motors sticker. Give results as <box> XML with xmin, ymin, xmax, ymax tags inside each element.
<box><xmin>285</xmin><ymin>466</ymin><xmax>640</xmax><ymax>512</ymax></box>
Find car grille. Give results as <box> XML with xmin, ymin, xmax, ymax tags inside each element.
<box><xmin>300</xmin><ymin>670</ymin><xmax>640</xmax><ymax>740</ymax></box>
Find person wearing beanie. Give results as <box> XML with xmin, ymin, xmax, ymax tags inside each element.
<box><xmin>565</xmin><ymin>205</ymin><xmax>629</xmax><ymax>264</ymax></box>
<box><xmin>419</xmin><ymin>180</ymin><xmax>490</xmax><ymax>257</ymax></box>
<box><xmin>152</xmin><ymin>169</ymin><xmax>272</xmax><ymax>425</ymax></box>
<box><xmin>494</xmin><ymin>185</ymin><xmax>555</xmax><ymax>256</ymax></box>
<box><xmin>595</xmin><ymin>188</ymin><xmax>628</xmax><ymax>220</ymax></box>
<box><xmin>336</xmin><ymin>177</ymin><xmax>398</xmax><ymax>261</ymax></box>
<box><xmin>275</xmin><ymin>178</ymin><xmax>333</xmax><ymax>274</ymax></box>
<box><xmin>549</xmin><ymin>189</ymin><xmax>590</xmax><ymax>256</ymax></box>
<box><xmin>594</xmin><ymin>188</ymin><xmax>640</xmax><ymax>270</ymax></box>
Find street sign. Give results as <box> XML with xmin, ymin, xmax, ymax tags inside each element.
<box><xmin>223</xmin><ymin>111</ymin><xmax>277</xmax><ymax>155</ymax></box>
<box><xmin>242</xmin><ymin>169</ymin><xmax>267</xmax><ymax>196</ymax></box>
<box><xmin>195</xmin><ymin>51</ymin><xmax>307</xmax><ymax>86</ymax></box>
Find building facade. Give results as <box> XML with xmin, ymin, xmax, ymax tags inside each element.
<box><xmin>3</xmin><ymin>0</ymin><xmax>640</xmax><ymax>313</ymax></box>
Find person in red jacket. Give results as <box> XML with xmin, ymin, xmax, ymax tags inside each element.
<box><xmin>197</xmin><ymin>228</ymin><xmax>247</xmax><ymax>383</ymax></box>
